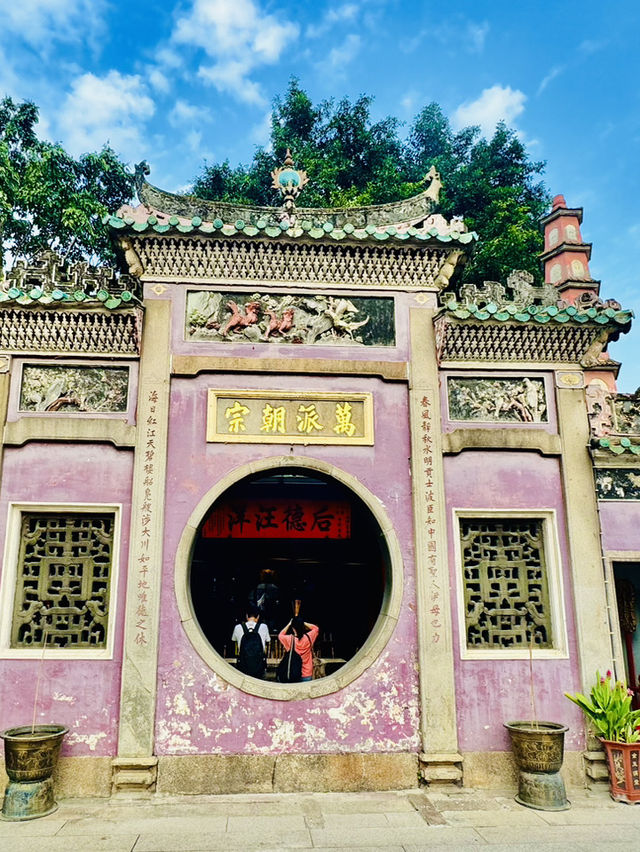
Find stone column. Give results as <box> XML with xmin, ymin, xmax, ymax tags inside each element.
<box><xmin>408</xmin><ymin>304</ymin><xmax>462</xmax><ymax>784</ymax></box>
<box><xmin>113</xmin><ymin>298</ymin><xmax>171</xmax><ymax>794</ymax></box>
<box><xmin>556</xmin><ymin>379</ymin><xmax>612</xmax><ymax>783</ymax></box>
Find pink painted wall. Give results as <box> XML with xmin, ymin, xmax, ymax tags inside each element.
<box><xmin>156</xmin><ymin>373</ymin><xmax>420</xmax><ymax>755</ymax></box>
<box><xmin>0</xmin><ymin>443</ymin><xmax>133</xmax><ymax>756</ymax></box>
<box><xmin>444</xmin><ymin>451</ymin><xmax>585</xmax><ymax>751</ymax></box>
<box><xmin>599</xmin><ymin>503</ymin><xmax>640</xmax><ymax>553</ymax></box>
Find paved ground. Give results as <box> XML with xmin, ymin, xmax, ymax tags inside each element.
<box><xmin>1</xmin><ymin>786</ymin><xmax>639</xmax><ymax>851</ymax></box>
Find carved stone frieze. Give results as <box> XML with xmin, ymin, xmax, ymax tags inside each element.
<box><xmin>456</xmin><ymin>270</ymin><xmax>560</xmax><ymax>310</ymax></box>
<box><xmin>132</xmin><ymin>235</ymin><xmax>450</xmax><ymax>289</ymax></box>
<box><xmin>586</xmin><ymin>381</ymin><xmax>614</xmax><ymax>437</ymax></box>
<box><xmin>186</xmin><ymin>290</ymin><xmax>395</xmax><ymax>346</ymax></box>
<box><xmin>613</xmin><ymin>391</ymin><xmax>640</xmax><ymax>435</ymax></box>
<box><xmin>19</xmin><ymin>365</ymin><xmax>129</xmax><ymax>413</ymax></box>
<box><xmin>4</xmin><ymin>250</ymin><xmax>138</xmax><ymax>297</ymax></box>
<box><xmin>447</xmin><ymin>269</ymin><xmax>623</xmax><ymax>314</ymax></box>
<box><xmin>586</xmin><ymin>383</ymin><xmax>640</xmax><ymax>439</ymax></box>
<box><xmin>448</xmin><ymin>377</ymin><xmax>547</xmax><ymax>423</ymax></box>
<box><xmin>595</xmin><ymin>468</ymin><xmax>640</xmax><ymax>500</ymax></box>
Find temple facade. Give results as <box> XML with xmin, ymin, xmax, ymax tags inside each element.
<box><xmin>0</xmin><ymin>159</ymin><xmax>638</xmax><ymax>797</ymax></box>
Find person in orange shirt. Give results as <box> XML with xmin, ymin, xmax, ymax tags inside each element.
<box><xmin>278</xmin><ymin>617</ymin><xmax>319</xmax><ymax>682</ymax></box>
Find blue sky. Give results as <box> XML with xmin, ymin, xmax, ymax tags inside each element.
<box><xmin>2</xmin><ymin>1</ymin><xmax>639</xmax><ymax>388</ymax></box>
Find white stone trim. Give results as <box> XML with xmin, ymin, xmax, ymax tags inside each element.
<box><xmin>0</xmin><ymin>501</ymin><xmax>122</xmax><ymax>659</ymax></box>
<box><xmin>174</xmin><ymin>455</ymin><xmax>404</xmax><ymax>700</ymax></box>
<box><xmin>452</xmin><ymin>508</ymin><xmax>569</xmax><ymax>660</ymax></box>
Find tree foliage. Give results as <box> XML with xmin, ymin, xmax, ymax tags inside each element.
<box><xmin>193</xmin><ymin>79</ymin><xmax>550</xmax><ymax>283</ymax></box>
<box><xmin>0</xmin><ymin>96</ymin><xmax>134</xmax><ymax>272</ymax></box>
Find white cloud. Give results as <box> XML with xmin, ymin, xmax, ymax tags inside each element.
<box><xmin>198</xmin><ymin>61</ymin><xmax>264</xmax><ymax>106</ymax></box>
<box><xmin>307</xmin><ymin>2</ymin><xmax>359</xmax><ymax>38</ymax></box>
<box><xmin>328</xmin><ymin>33</ymin><xmax>361</xmax><ymax>69</ymax></box>
<box><xmin>400</xmin><ymin>91</ymin><xmax>418</xmax><ymax>114</ymax></box>
<box><xmin>2</xmin><ymin>0</ymin><xmax>106</xmax><ymax>47</ymax></box>
<box><xmin>148</xmin><ymin>68</ymin><xmax>170</xmax><ymax>94</ymax></box>
<box><xmin>186</xmin><ymin>130</ymin><xmax>203</xmax><ymax>153</ymax></box>
<box><xmin>172</xmin><ymin>0</ymin><xmax>298</xmax><ymax>104</ymax></box>
<box><xmin>452</xmin><ymin>85</ymin><xmax>526</xmax><ymax>137</ymax></box>
<box><xmin>467</xmin><ymin>21</ymin><xmax>489</xmax><ymax>52</ymax></box>
<box><xmin>403</xmin><ymin>18</ymin><xmax>488</xmax><ymax>55</ymax></box>
<box><xmin>169</xmin><ymin>100</ymin><xmax>211</xmax><ymax>127</ymax></box>
<box><xmin>57</xmin><ymin>71</ymin><xmax>155</xmax><ymax>159</ymax></box>
<box><xmin>537</xmin><ymin>65</ymin><xmax>564</xmax><ymax>96</ymax></box>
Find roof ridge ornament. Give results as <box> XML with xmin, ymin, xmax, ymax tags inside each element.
<box><xmin>271</xmin><ymin>149</ymin><xmax>308</xmax><ymax>217</ymax></box>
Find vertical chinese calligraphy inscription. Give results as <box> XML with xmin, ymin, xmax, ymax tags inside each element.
<box><xmin>114</xmin><ymin>299</ymin><xmax>171</xmax><ymax>793</ymax></box>
<box><xmin>408</xmin><ymin>306</ymin><xmax>461</xmax><ymax>784</ymax></box>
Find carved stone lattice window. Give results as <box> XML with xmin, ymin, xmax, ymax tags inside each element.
<box><xmin>11</xmin><ymin>513</ymin><xmax>114</xmax><ymax>648</ymax></box>
<box><xmin>460</xmin><ymin>518</ymin><xmax>552</xmax><ymax>649</ymax></box>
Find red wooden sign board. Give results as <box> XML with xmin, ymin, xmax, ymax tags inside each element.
<box><xmin>202</xmin><ymin>498</ymin><xmax>351</xmax><ymax>539</ymax></box>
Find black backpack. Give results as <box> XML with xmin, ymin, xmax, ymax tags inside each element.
<box><xmin>237</xmin><ymin>622</ymin><xmax>266</xmax><ymax>678</ymax></box>
<box><xmin>276</xmin><ymin>635</ymin><xmax>306</xmax><ymax>683</ymax></box>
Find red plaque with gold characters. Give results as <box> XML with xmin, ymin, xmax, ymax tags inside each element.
<box><xmin>202</xmin><ymin>499</ymin><xmax>351</xmax><ymax>539</ymax></box>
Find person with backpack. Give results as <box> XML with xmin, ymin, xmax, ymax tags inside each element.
<box><xmin>231</xmin><ymin>607</ymin><xmax>269</xmax><ymax>679</ymax></box>
<box><xmin>277</xmin><ymin>616</ymin><xmax>319</xmax><ymax>683</ymax></box>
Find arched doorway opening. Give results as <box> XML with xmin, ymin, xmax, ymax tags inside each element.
<box><xmin>189</xmin><ymin>465</ymin><xmax>389</xmax><ymax>682</ymax></box>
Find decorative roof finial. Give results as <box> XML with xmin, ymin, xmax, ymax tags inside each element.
<box><xmin>271</xmin><ymin>149</ymin><xmax>308</xmax><ymax>214</ymax></box>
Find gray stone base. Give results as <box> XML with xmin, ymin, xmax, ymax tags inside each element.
<box><xmin>419</xmin><ymin>752</ymin><xmax>463</xmax><ymax>786</ymax></box>
<box><xmin>462</xmin><ymin>750</ymin><xmax>586</xmax><ymax>790</ymax></box>
<box><xmin>112</xmin><ymin>757</ymin><xmax>158</xmax><ymax>795</ymax></box>
<box><xmin>157</xmin><ymin>753</ymin><xmax>419</xmax><ymax>795</ymax></box>
<box><xmin>584</xmin><ymin>749</ymin><xmax>609</xmax><ymax>785</ymax></box>
<box><xmin>1</xmin><ymin>757</ymin><xmax>113</xmax><ymax>798</ymax></box>
<box><xmin>1</xmin><ymin>751</ymin><xmax>594</xmax><ymax>798</ymax></box>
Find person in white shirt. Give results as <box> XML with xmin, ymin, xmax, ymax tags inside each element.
<box><xmin>231</xmin><ymin>607</ymin><xmax>270</xmax><ymax>651</ymax></box>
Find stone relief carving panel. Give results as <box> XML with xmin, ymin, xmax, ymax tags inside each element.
<box><xmin>19</xmin><ymin>365</ymin><xmax>129</xmax><ymax>413</ymax></box>
<box><xmin>186</xmin><ymin>291</ymin><xmax>395</xmax><ymax>346</ymax></box>
<box><xmin>586</xmin><ymin>383</ymin><xmax>640</xmax><ymax>438</ymax></box>
<box><xmin>447</xmin><ymin>377</ymin><xmax>548</xmax><ymax>423</ymax></box>
<box><xmin>595</xmin><ymin>469</ymin><xmax>640</xmax><ymax>500</ymax></box>
<box><xmin>613</xmin><ymin>392</ymin><xmax>640</xmax><ymax>435</ymax></box>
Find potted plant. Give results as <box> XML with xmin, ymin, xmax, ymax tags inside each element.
<box><xmin>504</xmin><ymin>632</ymin><xmax>570</xmax><ymax>811</ymax></box>
<box><xmin>566</xmin><ymin>670</ymin><xmax>640</xmax><ymax>804</ymax></box>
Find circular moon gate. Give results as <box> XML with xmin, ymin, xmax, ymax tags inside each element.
<box><xmin>175</xmin><ymin>457</ymin><xmax>403</xmax><ymax>700</ymax></box>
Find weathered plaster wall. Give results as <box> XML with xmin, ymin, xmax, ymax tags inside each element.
<box><xmin>156</xmin><ymin>373</ymin><xmax>420</xmax><ymax>756</ymax></box>
<box><xmin>0</xmin><ymin>442</ymin><xmax>133</xmax><ymax>756</ymax></box>
<box><xmin>444</xmin><ymin>451</ymin><xmax>585</xmax><ymax>752</ymax></box>
<box><xmin>599</xmin><ymin>502</ymin><xmax>640</xmax><ymax>553</ymax></box>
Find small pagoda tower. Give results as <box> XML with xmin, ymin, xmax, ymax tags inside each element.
<box><xmin>539</xmin><ymin>194</ymin><xmax>600</xmax><ymax>303</ymax></box>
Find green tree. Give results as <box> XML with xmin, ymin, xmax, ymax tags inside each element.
<box><xmin>0</xmin><ymin>96</ymin><xmax>134</xmax><ymax>273</ymax></box>
<box><xmin>193</xmin><ymin>81</ymin><xmax>549</xmax><ymax>283</ymax></box>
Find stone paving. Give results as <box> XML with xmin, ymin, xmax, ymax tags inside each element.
<box><xmin>1</xmin><ymin>786</ymin><xmax>639</xmax><ymax>851</ymax></box>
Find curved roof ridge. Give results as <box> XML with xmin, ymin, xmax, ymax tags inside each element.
<box><xmin>133</xmin><ymin>162</ymin><xmax>444</xmax><ymax>230</ymax></box>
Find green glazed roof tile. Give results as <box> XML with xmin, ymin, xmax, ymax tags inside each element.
<box><xmin>108</xmin><ymin>209</ymin><xmax>479</xmax><ymax>247</ymax></box>
<box><xmin>596</xmin><ymin>437</ymin><xmax>640</xmax><ymax>456</ymax></box>
<box><xmin>442</xmin><ymin>298</ymin><xmax>633</xmax><ymax>331</ymax></box>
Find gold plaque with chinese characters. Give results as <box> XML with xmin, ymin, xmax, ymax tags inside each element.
<box><xmin>207</xmin><ymin>390</ymin><xmax>374</xmax><ymax>445</ymax></box>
